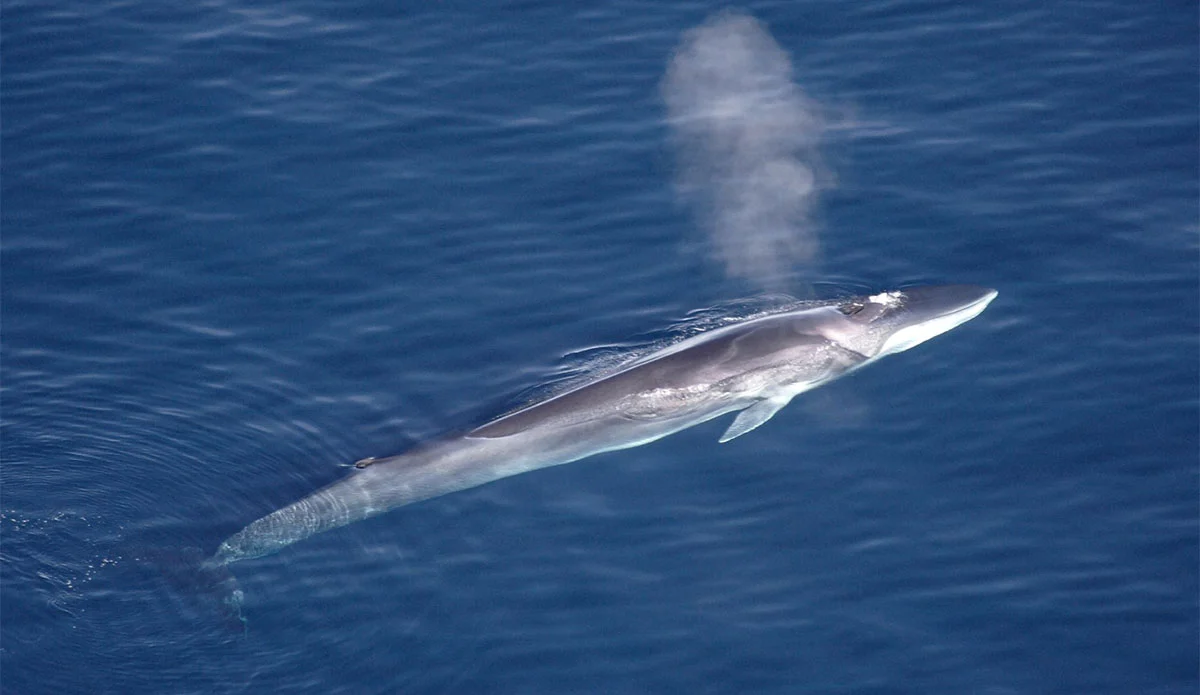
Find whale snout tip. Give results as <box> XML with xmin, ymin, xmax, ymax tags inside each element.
<box><xmin>898</xmin><ymin>284</ymin><xmax>998</xmax><ymax>317</ymax></box>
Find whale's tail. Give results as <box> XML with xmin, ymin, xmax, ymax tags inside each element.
<box><xmin>199</xmin><ymin>556</ymin><xmax>247</xmax><ymax>631</ymax></box>
<box><xmin>139</xmin><ymin>546</ymin><xmax>247</xmax><ymax>634</ymax></box>
<box><xmin>212</xmin><ymin>460</ymin><xmax>408</xmax><ymax>566</ymax></box>
<box><xmin>213</xmin><ymin>445</ymin><xmax>481</xmax><ymax>565</ymax></box>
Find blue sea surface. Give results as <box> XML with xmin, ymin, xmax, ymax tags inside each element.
<box><xmin>3</xmin><ymin>1</ymin><xmax>1197</xmax><ymax>693</ymax></box>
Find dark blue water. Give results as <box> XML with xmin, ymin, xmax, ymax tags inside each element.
<box><xmin>3</xmin><ymin>2</ymin><xmax>1196</xmax><ymax>693</ymax></box>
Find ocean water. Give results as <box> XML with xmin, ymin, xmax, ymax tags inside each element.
<box><xmin>2</xmin><ymin>1</ymin><xmax>1197</xmax><ymax>693</ymax></box>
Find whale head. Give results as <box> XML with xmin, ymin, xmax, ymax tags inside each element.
<box><xmin>819</xmin><ymin>284</ymin><xmax>997</xmax><ymax>362</ymax></box>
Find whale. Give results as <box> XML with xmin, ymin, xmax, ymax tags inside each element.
<box><xmin>214</xmin><ymin>285</ymin><xmax>997</xmax><ymax>565</ymax></box>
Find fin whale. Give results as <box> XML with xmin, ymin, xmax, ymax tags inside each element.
<box><xmin>215</xmin><ymin>285</ymin><xmax>997</xmax><ymax>565</ymax></box>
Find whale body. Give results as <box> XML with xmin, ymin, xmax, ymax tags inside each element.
<box><xmin>215</xmin><ymin>285</ymin><xmax>996</xmax><ymax>565</ymax></box>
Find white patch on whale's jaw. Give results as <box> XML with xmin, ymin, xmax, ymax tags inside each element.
<box><xmin>877</xmin><ymin>292</ymin><xmax>996</xmax><ymax>358</ymax></box>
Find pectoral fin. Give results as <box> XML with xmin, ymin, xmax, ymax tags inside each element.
<box><xmin>718</xmin><ymin>398</ymin><xmax>790</xmax><ymax>443</ymax></box>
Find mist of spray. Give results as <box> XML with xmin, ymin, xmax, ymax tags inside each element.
<box><xmin>662</xmin><ymin>12</ymin><xmax>830</xmax><ymax>290</ymax></box>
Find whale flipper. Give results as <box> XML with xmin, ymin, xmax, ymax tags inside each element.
<box><xmin>719</xmin><ymin>397</ymin><xmax>789</xmax><ymax>443</ymax></box>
